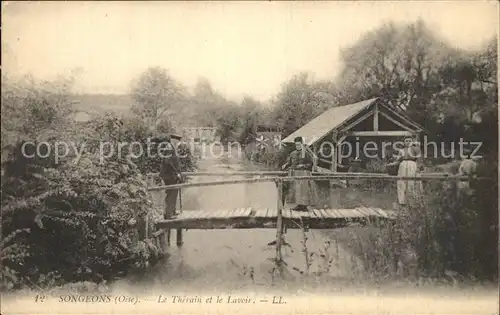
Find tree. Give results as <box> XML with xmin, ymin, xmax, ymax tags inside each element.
<box><xmin>337</xmin><ymin>20</ymin><xmax>449</xmax><ymax>124</ymax></box>
<box><xmin>272</xmin><ymin>72</ymin><xmax>335</xmax><ymax>137</ymax></box>
<box><xmin>236</xmin><ymin>96</ymin><xmax>264</xmax><ymax>144</ymax></box>
<box><xmin>130</xmin><ymin>67</ymin><xmax>185</xmax><ymax>132</ymax></box>
<box><xmin>1</xmin><ymin>74</ymin><xmax>76</xmax><ymax>166</ymax></box>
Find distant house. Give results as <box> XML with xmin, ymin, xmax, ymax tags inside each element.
<box><xmin>182</xmin><ymin>127</ymin><xmax>217</xmax><ymax>143</ymax></box>
<box><xmin>281</xmin><ymin>97</ymin><xmax>426</xmax><ymax>172</ymax></box>
<box><xmin>70</xmin><ymin>111</ymin><xmax>93</xmax><ymax>123</ymax></box>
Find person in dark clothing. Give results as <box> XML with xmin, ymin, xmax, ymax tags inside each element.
<box><xmin>158</xmin><ymin>134</ymin><xmax>184</xmax><ymax>219</ymax></box>
<box><xmin>281</xmin><ymin>136</ymin><xmax>318</xmax><ymax>211</ymax></box>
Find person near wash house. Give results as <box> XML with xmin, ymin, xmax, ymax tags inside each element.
<box><xmin>387</xmin><ymin>136</ymin><xmax>424</xmax><ymax>208</ymax></box>
<box><xmin>281</xmin><ymin>136</ymin><xmax>318</xmax><ymax>211</ymax></box>
<box><xmin>457</xmin><ymin>147</ymin><xmax>478</xmax><ymax>194</ymax></box>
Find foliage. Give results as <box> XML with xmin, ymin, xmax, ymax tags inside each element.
<box><xmin>82</xmin><ymin>112</ymin><xmax>197</xmax><ymax>175</ymax></box>
<box><xmin>1</xmin><ymin>141</ymin><xmax>161</xmax><ymax>290</ymax></box>
<box><xmin>130</xmin><ymin>67</ymin><xmax>186</xmax><ymax>132</ymax></box>
<box><xmin>272</xmin><ymin>72</ymin><xmax>335</xmax><ymax>137</ymax></box>
<box><xmin>1</xmin><ymin>75</ymin><xmax>76</xmax><ymax>165</ymax></box>
<box><xmin>0</xmin><ymin>76</ymin><xmax>176</xmax><ymax>291</ymax></box>
<box><xmin>331</xmin><ymin>156</ymin><xmax>498</xmax><ymax>282</ymax></box>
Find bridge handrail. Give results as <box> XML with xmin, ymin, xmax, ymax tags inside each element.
<box><xmin>147</xmin><ymin>173</ymin><xmax>489</xmax><ymax>191</ymax></box>
<box><xmin>145</xmin><ymin>171</ymin><xmax>466</xmax><ymax>178</ymax></box>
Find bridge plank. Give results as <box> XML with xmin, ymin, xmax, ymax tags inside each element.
<box><xmin>220</xmin><ymin>209</ymin><xmax>234</xmax><ymax>218</ymax></box>
<box><xmin>359</xmin><ymin>207</ymin><xmax>374</xmax><ymax>217</ymax></box>
<box><xmin>242</xmin><ymin>207</ymin><xmax>253</xmax><ymax>217</ymax></box>
<box><xmin>333</xmin><ymin>209</ymin><xmax>350</xmax><ymax>218</ymax></box>
<box><xmin>267</xmin><ymin>207</ymin><xmax>277</xmax><ymax>218</ymax></box>
<box><xmin>253</xmin><ymin>208</ymin><xmax>266</xmax><ymax>218</ymax></box>
<box><xmin>346</xmin><ymin>208</ymin><xmax>360</xmax><ymax>218</ymax></box>
<box><xmin>354</xmin><ymin>207</ymin><xmax>367</xmax><ymax>216</ymax></box>
<box><xmin>281</xmin><ymin>208</ymin><xmax>290</xmax><ymax>219</ymax></box>
<box><xmin>289</xmin><ymin>210</ymin><xmax>300</xmax><ymax>220</ymax></box>
<box><xmin>283</xmin><ymin>208</ymin><xmax>292</xmax><ymax>219</ymax></box>
<box><xmin>358</xmin><ymin>207</ymin><xmax>371</xmax><ymax>217</ymax></box>
<box><xmin>223</xmin><ymin>209</ymin><xmax>238</xmax><ymax>218</ymax></box>
<box><xmin>347</xmin><ymin>209</ymin><xmax>361</xmax><ymax>218</ymax></box>
<box><xmin>312</xmin><ymin>209</ymin><xmax>324</xmax><ymax>219</ymax></box>
<box><xmin>362</xmin><ymin>207</ymin><xmax>378</xmax><ymax>217</ymax></box>
<box><xmin>237</xmin><ymin>208</ymin><xmax>249</xmax><ymax>217</ymax></box>
<box><xmin>364</xmin><ymin>207</ymin><xmax>378</xmax><ymax>217</ymax></box>
<box><xmin>324</xmin><ymin>209</ymin><xmax>337</xmax><ymax>218</ymax></box>
<box><xmin>233</xmin><ymin>208</ymin><xmax>248</xmax><ymax>218</ymax></box>
<box><xmin>193</xmin><ymin>210</ymin><xmax>211</xmax><ymax>219</ymax></box>
<box><xmin>209</xmin><ymin>209</ymin><xmax>225</xmax><ymax>219</ymax></box>
<box><xmin>374</xmin><ymin>208</ymin><xmax>390</xmax><ymax>218</ymax></box>
<box><xmin>319</xmin><ymin>209</ymin><xmax>330</xmax><ymax>218</ymax></box>
<box><xmin>177</xmin><ymin>210</ymin><xmax>198</xmax><ymax>219</ymax></box>
<box><xmin>226</xmin><ymin>208</ymin><xmax>240</xmax><ymax>218</ymax></box>
<box><xmin>236</xmin><ymin>207</ymin><xmax>248</xmax><ymax>217</ymax></box>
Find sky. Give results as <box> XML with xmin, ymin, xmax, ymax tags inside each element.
<box><xmin>2</xmin><ymin>1</ymin><xmax>498</xmax><ymax>102</ymax></box>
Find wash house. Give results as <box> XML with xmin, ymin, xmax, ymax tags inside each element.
<box><xmin>281</xmin><ymin>97</ymin><xmax>426</xmax><ymax>172</ymax></box>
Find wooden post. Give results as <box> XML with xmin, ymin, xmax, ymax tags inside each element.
<box><xmin>176</xmin><ymin>188</ymin><xmax>183</xmax><ymax>247</ymax></box>
<box><xmin>275</xmin><ymin>179</ymin><xmax>284</xmax><ymax>265</ymax></box>
<box><xmin>331</xmin><ymin>132</ymin><xmax>338</xmax><ymax>172</ymax></box>
<box><xmin>312</xmin><ymin>143</ymin><xmax>318</xmax><ymax>172</ymax></box>
<box><xmin>373</xmin><ymin>103</ymin><xmax>379</xmax><ymax>131</ymax></box>
<box><xmin>164</xmin><ymin>192</ymin><xmax>171</xmax><ymax>246</ymax></box>
<box><xmin>330</xmin><ymin>132</ymin><xmax>338</xmax><ymax>207</ymax></box>
<box><xmin>145</xmin><ymin>212</ymin><xmax>150</xmax><ymax>240</ymax></box>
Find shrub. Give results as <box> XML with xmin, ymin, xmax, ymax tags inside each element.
<box><xmin>1</xmin><ymin>141</ymin><xmax>161</xmax><ymax>291</ymax></box>
<box><xmin>333</xmin><ymin>159</ymin><xmax>498</xmax><ymax>282</ymax></box>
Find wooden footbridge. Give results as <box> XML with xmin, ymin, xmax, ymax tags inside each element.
<box><xmin>143</xmin><ymin>171</ymin><xmax>474</xmax><ymax>261</ymax></box>
<box><xmin>155</xmin><ymin>206</ymin><xmax>395</xmax><ymax>230</ymax></box>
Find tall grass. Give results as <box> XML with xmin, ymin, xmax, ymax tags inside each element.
<box><xmin>325</xmin><ymin>170</ymin><xmax>498</xmax><ymax>283</ymax></box>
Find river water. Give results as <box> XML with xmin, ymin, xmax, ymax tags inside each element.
<box><xmin>142</xmin><ymin>151</ymin><xmax>362</xmax><ymax>292</ymax></box>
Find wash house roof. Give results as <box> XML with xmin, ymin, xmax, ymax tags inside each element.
<box><xmin>281</xmin><ymin>97</ymin><xmax>425</xmax><ymax>146</ymax></box>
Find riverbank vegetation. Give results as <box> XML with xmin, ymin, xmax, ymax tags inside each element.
<box><xmin>0</xmin><ymin>75</ymin><xmax>196</xmax><ymax>291</ymax></box>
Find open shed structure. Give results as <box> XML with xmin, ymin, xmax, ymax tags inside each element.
<box><xmin>281</xmin><ymin>97</ymin><xmax>426</xmax><ymax>172</ymax></box>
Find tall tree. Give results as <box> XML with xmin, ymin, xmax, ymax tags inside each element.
<box><xmin>273</xmin><ymin>72</ymin><xmax>335</xmax><ymax>137</ymax></box>
<box><xmin>337</xmin><ymin>20</ymin><xmax>449</xmax><ymax>125</ymax></box>
<box><xmin>130</xmin><ymin>67</ymin><xmax>185</xmax><ymax>132</ymax></box>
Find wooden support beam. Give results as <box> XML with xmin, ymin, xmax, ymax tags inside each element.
<box><xmin>329</xmin><ymin>132</ymin><xmax>338</xmax><ymax>208</ymax></box>
<box><xmin>177</xmin><ymin>189</ymin><xmax>184</xmax><ymax>247</ymax></box>
<box><xmin>331</xmin><ymin>132</ymin><xmax>338</xmax><ymax>172</ymax></box>
<box><xmin>275</xmin><ymin>180</ymin><xmax>284</xmax><ymax>264</ymax></box>
<box><xmin>347</xmin><ymin>131</ymin><xmax>416</xmax><ymax>137</ymax></box>
<box><xmin>146</xmin><ymin>213</ymin><xmax>151</xmax><ymax>239</ymax></box>
<box><xmin>155</xmin><ymin>216</ymin><xmax>393</xmax><ymax>230</ymax></box>
<box><xmin>312</xmin><ymin>143</ymin><xmax>318</xmax><ymax>172</ymax></box>
<box><xmin>339</xmin><ymin>110</ymin><xmax>374</xmax><ymax>133</ymax></box>
<box><xmin>373</xmin><ymin>103</ymin><xmax>379</xmax><ymax>131</ymax></box>
<box><xmin>379</xmin><ymin>111</ymin><xmax>415</xmax><ymax>132</ymax></box>
<box><xmin>378</xmin><ymin>103</ymin><xmax>424</xmax><ymax>132</ymax></box>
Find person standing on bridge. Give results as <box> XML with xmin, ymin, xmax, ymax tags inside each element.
<box><xmin>159</xmin><ymin>134</ymin><xmax>185</xmax><ymax>219</ymax></box>
<box><xmin>281</xmin><ymin>136</ymin><xmax>318</xmax><ymax>211</ymax></box>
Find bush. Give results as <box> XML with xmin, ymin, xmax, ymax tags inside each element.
<box><xmin>333</xmin><ymin>159</ymin><xmax>498</xmax><ymax>282</ymax></box>
<box><xmin>361</xmin><ymin>158</ymin><xmax>391</xmax><ymax>190</ymax></box>
<box><xmin>0</xmin><ymin>141</ymin><xmax>162</xmax><ymax>291</ymax></box>
<box><xmin>85</xmin><ymin>114</ymin><xmax>197</xmax><ymax>175</ymax></box>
